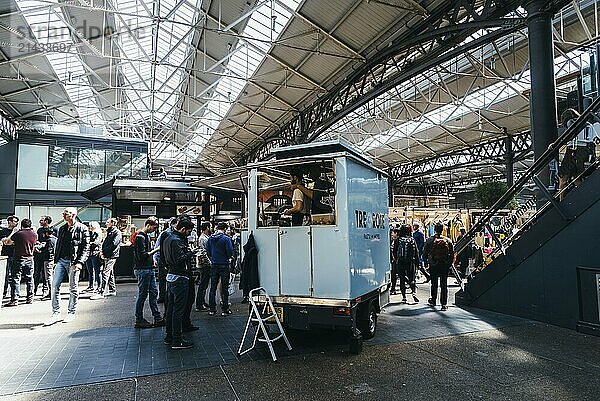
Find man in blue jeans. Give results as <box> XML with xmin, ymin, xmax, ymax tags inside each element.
<box><xmin>1</xmin><ymin>215</ymin><xmax>19</xmax><ymax>301</ymax></box>
<box><xmin>207</xmin><ymin>222</ymin><xmax>234</xmax><ymax>316</ymax></box>
<box><xmin>5</xmin><ymin>218</ymin><xmax>37</xmax><ymax>306</ymax></box>
<box><xmin>45</xmin><ymin>208</ymin><xmax>90</xmax><ymax>325</ymax></box>
<box><xmin>133</xmin><ymin>217</ymin><xmax>163</xmax><ymax>328</ymax></box>
<box><xmin>194</xmin><ymin>221</ymin><xmax>212</xmax><ymax>311</ymax></box>
<box><xmin>153</xmin><ymin>218</ymin><xmax>177</xmax><ymax>304</ymax></box>
<box><xmin>90</xmin><ymin>218</ymin><xmax>121</xmax><ymax>300</ymax></box>
<box><xmin>162</xmin><ymin>218</ymin><xmax>196</xmax><ymax>350</ymax></box>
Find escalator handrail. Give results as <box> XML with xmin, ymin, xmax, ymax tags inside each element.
<box><xmin>474</xmin><ymin>158</ymin><xmax>600</xmax><ymax>271</ymax></box>
<box><xmin>456</xmin><ymin>95</ymin><xmax>600</xmax><ymax>254</ymax></box>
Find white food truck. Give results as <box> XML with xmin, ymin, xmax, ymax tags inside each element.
<box><xmin>196</xmin><ymin>140</ymin><xmax>391</xmax><ymax>352</ymax></box>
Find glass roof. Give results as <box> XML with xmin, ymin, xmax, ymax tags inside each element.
<box><xmin>115</xmin><ymin>0</ymin><xmax>202</xmax><ymax>125</ymax></box>
<box><xmin>354</xmin><ymin>49</ymin><xmax>587</xmax><ymax>153</ymax></box>
<box><xmin>184</xmin><ymin>0</ymin><xmax>301</xmax><ymax>160</ymax></box>
<box><xmin>18</xmin><ymin>0</ymin><xmax>104</xmax><ymax>126</ymax></box>
<box><xmin>325</xmin><ymin>27</ymin><xmax>524</xmax><ymax>142</ymax></box>
<box><xmin>8</xmin><ymin>0</ymin><xmax>592</xmax><ymax>172</ymax></box>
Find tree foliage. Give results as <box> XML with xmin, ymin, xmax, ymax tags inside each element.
<box><xmin>474</xmin><ymin>180</ymin><xmax>518</xmax><ymax>209</ymax></box>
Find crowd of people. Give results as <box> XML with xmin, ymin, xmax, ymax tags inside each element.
<box><xmin>0</xmin><ymin>208</ymin><xmax>241</xmax><ymax>350</ymax></box>
<box><xmin>389</xmin><ymin>222</ymin><xmax>455</xmax><ymax>311</ymax></box>
<box><xmin>2</xmin><ymin>204</ymin><xmax>466</xmax><ymax>350</ymax></box>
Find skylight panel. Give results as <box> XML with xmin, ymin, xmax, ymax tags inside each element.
<box><xmin>114</xmin><ymin>0</ymin><xmax>202</xmax><ymax>125</ymax></box>
<box><xmin>327</xmin><ymin>28</ymin><xmax>528</xmax><ymax>139</ymax></box>
<box><xmin>17</xmin><ymin>0</ymin><xmax>104</xmax><ymax>126</ymax></box>
<box><xmin>356</xmin><ymin>49</ymin><xmax>587</xmax><ymax>153</ymax></box>
<box><xmin>115</xmin><ymin>0</ymin><xmax>154</xmax><ymax>120</ymax></box>
<box><xmin>186</xmin><ymin>0</ymin><xmax>301</xmax><ymax>160</ymax></box>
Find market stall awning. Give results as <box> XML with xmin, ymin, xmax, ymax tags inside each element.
<box><xmin>191</xmin><ymin>168</ymin><xmax>248</xmax><ymax>193</ymax></box>
<box><xmin>82</xmin><ymin>178</ymin><xmax>204</xmax><ymax>203</ymax></box>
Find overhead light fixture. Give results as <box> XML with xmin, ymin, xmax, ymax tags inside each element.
<box><xmin>164</xmin><ymin>196</ymin><xmax>172</xmax><ymax>201</ymax></box>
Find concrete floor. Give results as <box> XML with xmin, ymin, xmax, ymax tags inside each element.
<box><xmin>1</xmin><ymin>281</ymin><xmax>599</xmax><ymax>400</ymax></box>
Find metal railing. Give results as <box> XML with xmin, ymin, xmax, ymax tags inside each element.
<box><xmin>455</xmin><ymin>95</ymin><xmax>600</xmax><ymax>274</ymax></box>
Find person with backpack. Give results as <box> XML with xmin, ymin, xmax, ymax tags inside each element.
<box><xmin>396</xmin><ymin>224</ymin><xmax>420</xmax><ymax>303</ymax></box>
<box><xmin>422</xmin><ymin>222</ymin><xmax>454</xmax><ymax>311</ymax></box>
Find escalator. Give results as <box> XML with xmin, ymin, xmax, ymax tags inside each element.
<box><xmin>454</xmin><ymin>97</ymin><xmax>600</xmax><ymax>335</ymax></box>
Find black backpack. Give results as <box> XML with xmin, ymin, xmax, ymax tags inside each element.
<box><xmin>397</xmin><ymin>237</ymin><xmax>415</xmax><ymax>264</ymax></box>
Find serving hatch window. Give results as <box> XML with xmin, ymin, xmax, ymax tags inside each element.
<box><xmin>257</xmin><ymin>160</ymin><xmax>336</xmax><ymax>228</ymax></box>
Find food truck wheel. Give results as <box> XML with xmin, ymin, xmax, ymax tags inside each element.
<box><xmin>357</xmin><ymin>302</ymin><xmax>378</xmax><ymax>340</ymax></box>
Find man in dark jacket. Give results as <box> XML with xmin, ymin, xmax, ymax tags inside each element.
<box><xmin>396</xmin><ymin>224</ymin><xmax>419</xmax><ymax>303</ymax></box>
<box><xmin>153</xmin><ymin>218</ymin><xmax>177</xmax><ymax>303</ymax></box>
<box><xmin>5</xmin><ymin>218</ymin><xmax>38</xmax><ymax>306</ymax></box>
<box><xmin>163</xmin><ymin>219</ymin><xmax>196</xmax><ymax>350</ymax></box>
<box><xmin>45</xmin><ymin>208</ymin><xmax>90</xmax><ymax>325</ymax></box>
<box><xmin>91</xmin><ymin>218</ymin><xmax>122</xmax><ymax>300</ymax></box>
<box><xmin>412</xmin><ymin>222</ymin><xmax>430</xmax><ymax>282</ymax></box>
<box><xmin>207</xmin><ymin>222</ymin><xmax>234</xmax><ymax>316</ymax></box>
<box><xmin>40</xmin><ymin>227</ymin><xmax>56</xmax><ymax>301</ymax></box>
<box><xmin>133</xmin><ymin>217</ymin><xmax>163</xmax><ymax>328</ymax></box>
<box><xmin>195</xmin><ymin>221</ymin><xmax>212</xmax><ymax>311</ymax></box>
<box><xmin>1</xmin><ymin>215</ymin><xmax>19</xmax><ymax>299</ymax></box>
<box><xmin>33</xmin><ymin>215</ymin><xmax>52</xmax><ymax>296</ymax></box>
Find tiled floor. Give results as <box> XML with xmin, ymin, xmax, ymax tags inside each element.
<box><xmin>0</xmin><ymin>283</ymin><xmax>527</xmax><ymax>395</ymax></box>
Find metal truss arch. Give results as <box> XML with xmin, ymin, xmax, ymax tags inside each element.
<box><xmin>241</xmin><ymin>0</ymin><xmax>531</xmax><ymax>163</ymax></box>
<box><xmin>247</xmin><ymin>135</ymin><xmax>296</xmax><ymax>164</ymax></box>
<box><xmin>391</xmin><ymin>131</ymin><xmax>533</xmax><ymax>183</ymax></box>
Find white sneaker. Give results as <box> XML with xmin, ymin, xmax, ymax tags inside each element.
<box><xmin>63</xmin><ymin>313</ymin><xmax>76</xmax><ymax>323</ymax></box>
<box><xmin>105</xmin><ymin>291</ymin><xmax>116</xmax><ymax>297</ymax></box>
<box><xmin>44</xmin><ymin>313</ymin><xmax>63</xmax><ymax>326</ymax></box>
<box><xmin>90</xmin><ymin>294</ymin><xmax>105</xmax><ymax>300</ymax></box>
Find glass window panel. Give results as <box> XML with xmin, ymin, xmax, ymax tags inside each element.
<box><xmin>78</xmin><ymin>207</ymin><xmax>102</xmax><ymax>223</ymax></box>
<box><xmin>255</xmin><ymin>161</ymin><xmax>336</xmax><ymax>228</ymax></box>
<box><xmin>13</xmin><ymin>206</ymin><xmax>65</xmax><ymax>226</ymax></box>
<box><xmin>17</xmin><ymin>144</ymin><xmax>48</xmax><ymax>190</ymax></box>
<box><xmin>105</xmin><ymin>151</ymin><xmax>132</xmax><ymax>179</ymax></box>
<box><xmin>14</xmin><ymin>206</ymin><xmax>29</xmax><ymax>220</ymax></box>
<box><xmin>77</xmin><ymin>149</ymin><xmax>106</xmax><ymax>191</ymax></box>
<box><xmin>102</xmin><ymin>207</ymin><xmax>112</xmax><ymax>221</ymax></box>
<box><xmin>48</xmin><ymin>146</ymin><xmax>78</xmax><ymax>191</ymax></box>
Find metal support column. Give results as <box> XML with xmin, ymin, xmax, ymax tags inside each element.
<box><xmin>504</xmin><ymin>128</ymin><xmax>514</xmax><ymax>188</ymax></box>
<box><xmin>526</xmin><ymin>0</ymin><xmax>558</xmax><ymax>197</ymax></box>
<box><xmin>388</xmin><ymin>168</ymin><xmax>396</xmax><ymax>207</ymax></box>
<box><xmin>202</xmin><ymin>191</ymin><xmax>211</xmax><ymax>221</ymax></box>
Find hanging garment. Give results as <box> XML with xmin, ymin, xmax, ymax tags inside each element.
<box><xmin>240</xmin><ymin>233</ymin><xmax>259</xmax><ymax>295</ymax></box>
